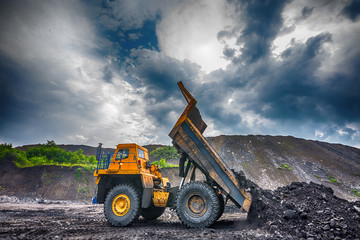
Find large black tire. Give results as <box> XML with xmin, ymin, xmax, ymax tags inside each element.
<box><xmin>216</xmin><ymin>193</ymin><xmax>225</xmax><ymax>220</ymax></box>
<box><xmin>141</xmin><ymin>206</ymin><xmax>166</xmax><ymax>220</ymax></box>
<box><xmin>104</xmin><ymin>184</ymin><xmax>141</xmax><ymax>227</ymax></box>
<box><xmin>176</xmin><ymin>182</ymin><xmax>220</xmax><ymax>228</ymax></box>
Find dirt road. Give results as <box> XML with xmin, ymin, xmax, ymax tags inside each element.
<box><xmin>0</xmin><ymin>202</ymin><xmax>271</xmax><ymax>240</ymax></box>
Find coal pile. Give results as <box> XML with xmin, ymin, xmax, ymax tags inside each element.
<box><xmin>243</xmin><ymin>177</ymin><xmax>360</xmax><ymax>239</ymax></box>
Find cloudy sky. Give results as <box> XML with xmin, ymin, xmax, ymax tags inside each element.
<box><xmin>1</xmin><ymin>0</ymin><xmax>360</xmax><ymax>148</ymax></box>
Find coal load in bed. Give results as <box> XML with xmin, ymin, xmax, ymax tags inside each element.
<box><xmin>234</xmin><ymin>171</ymin><xmax>360</xmax><ymax>239</ymax></box>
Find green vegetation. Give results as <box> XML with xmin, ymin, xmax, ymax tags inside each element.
<box><xmin>150</xmin><ymin>146</ymin><xmax>180</xmax><ymax>161</ymax></box>
<box><xmin>277</xmin><ymin>163</ymin><xmax>292</xmax><ymax>170</ymax></box>
<box><xmin>77</xmin><ymin>186</ymin><xmax>88</xmax><ymax>194</ymax></box>
<box><xmin>0</xmin><ymin>143</ymin><xmax>29</xmax><ymax>166</ymax></box>
<box><xmin>280</xmin><ymin>141</ymin><xmax>295</xmax><ymax>150</ymax></box>
<box><xmin>352</xmin><ymin>190</ymin><xmax>360</xmax><ymax>197</ymax></box>
<box><xmin>152</xmin><ymin>158</ymin><xmax>178</xmax><ymax>168</ymax></box>
<box><xmin>75</xmin><ymin>168</ymin><xmax>84</xmax><ymax>181</ymax></box>
<box><xmin>328</xmin><ymin>175</ymin><xmax>338</xmax><ymax>183</ymax></box>
<box><xmin>41</xmin><ymin>170</ymin><xmax>48</xmax><ymax>180</ymax></box>
<box><xmin>0</xmin><ymin>141</ymin><xmax>97</xmax><ymax>169</ymax></box>
<box><xmin>0</xmin><ymin>185</ymin><xmax>6</xmax><ymax>191</ymax></box>
<box><xmin>149</xmin><ymin>146</ymin><xmax>179</xmax><ymax>168</ymax></box>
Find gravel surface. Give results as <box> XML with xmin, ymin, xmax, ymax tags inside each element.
<box><xmin>1</xmin><ymin>179</ymin><xmax>359</xmax><ymax>240</ymax></box>
<box><xmin>0</xmin><ymin>201</ymin><xmax>272</xmax><ymax>240</ymax></box>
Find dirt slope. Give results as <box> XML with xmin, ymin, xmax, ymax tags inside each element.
<box><xmin>0</xmin><ymin>159</ymin><xmax>96</xmax><ymax>201</ymax></box>
<box><xmin>207</xmin><ymin>135</ymin><xmax>360</xmax><ymax>200</ymax></box>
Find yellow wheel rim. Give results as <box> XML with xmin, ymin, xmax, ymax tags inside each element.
<box><xmin>187</xmin><ymin>194</ymin><xmax>206</xmax><ymax>216</ymax></box>
<box><xmin>112</xmin><ymin>194</ymin><xmax>130</xmax><ymax>216</ymax></box>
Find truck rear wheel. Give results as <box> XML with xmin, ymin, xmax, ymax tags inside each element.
<box><xmin>141</xmin><ymin>205</ymin><xmax>165</xmax><ymax>220</ymax></box>
<box><xmin>104</xmin><ymin>184</ymin><xmax>141</xmax><ymax>227</ymax></box>
<box><xmin>176</xmin><ymin>182</ymin><xmax>220</xmax><ymax>228</ymax></box>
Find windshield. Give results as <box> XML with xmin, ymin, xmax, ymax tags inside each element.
<box><xmin>115</xmin><ymin>149</ymin><xmax>129</xmax><ymax>160</ymax></box>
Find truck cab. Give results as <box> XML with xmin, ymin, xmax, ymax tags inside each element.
<box><xmin>93</xmin><ymin>143</ymin><xmax>174</xmax><ymax>227</ymax></box>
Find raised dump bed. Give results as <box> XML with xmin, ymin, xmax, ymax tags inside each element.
<box><xmin>169</xmin><ymin>81</ymin><xmax>252</xmax><ymax>212</ymax></box>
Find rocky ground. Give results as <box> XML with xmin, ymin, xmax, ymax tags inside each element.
<box><xmin>0</xmin><ymin>199</ymin><xmax>269</xmax><ymax>240</ymax></box>
<box><xmin>1</xmin><ymin>180</ymin><xmax>360</xmax><ymax>239</ymax></box>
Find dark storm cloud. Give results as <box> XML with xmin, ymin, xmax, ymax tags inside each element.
<box><xmin>249</xmin><ymin>32</ymin><xmax>360</xmax><ymax>126</ymax></box>
<box><xmin>126</xmin><ymin>49</ymin><xmax>200</xmax><ymax>126</ymax></box>
<box><xmin>197</xmin><ymin>0</ymin><xmax>360</xmax><ymax>145</ymax></box>
<box><xmin>0</xmin><ymin>0</ymin><xmax>102</xmax><ymax>145</ymax></box>
<box><xmin>215</xmin><ymin>29</ymin><xmax>359</xmax><ymax>127</ymax></box>
<box><xmin>223</xmin><ymin>47</ymin><xmax>236</xmax><ymax>59</ymax></box>
<box><xmin>301</xmin><ymin>6</ymin><xmax>314</xmax><ymax>19</ymax></box>
<box><xmin>341</xmin><ymin>0</ymin><xmax>360</xmax><ymax>21</ymax></box>
<box><xmin>226</xmin><ymin>0</ymin><xmax>289</xmax><ymax>63</ymax></box>
<box><xmin>0</xmin><ymin>57</ymin><xmax>84</xmax><ymax>143</ymax></box>
<box><xmin>102</xmin><ymin>65</ymin><xmax>113</xmax><ymax>83</ymax></box>
<box><xmin>252</xmin><ymin>33</ymin><xmax>334</xmax><ymax>121</ymax></box>
<box><xmin>323</xmin><ymin>54</ymin><xmax>360</xmax><ymax>122</ymax></box>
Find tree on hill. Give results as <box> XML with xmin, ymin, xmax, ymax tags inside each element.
<box><xmin>149</xmin><ymin>146</ymin><xmax>180</xmax><ymax>162</ymax></box>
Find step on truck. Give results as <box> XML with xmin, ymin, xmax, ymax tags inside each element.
<box><xmin>93</xmin><ymin>81</ymin><xmax>252</xmax><ymax>228</ymax></box>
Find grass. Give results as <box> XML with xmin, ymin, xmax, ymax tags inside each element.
<box><xmin>13</xmin><ymin>157</ymin><xmax>97</xmax><ymax>170</ymax></box>
<box><xmin>152</xmin><ymin>158</ymin><xmax>179</xmax><ymax>168</ymax></box>
<box><xmin>41</xmin><ymin>170</ymin><xmax>54</xmax><ymax>185</ymax></box>
<box><xmin>77</xmin><ymin>186</ymin><xmax>87</xmax><ymax>194</ymax></box>
<box><xmin>0</xmin><ymin>185</ymin><xmax>6</xmax><ymax>191</ymax></box>
<box><xmin>352</xmin><ymin>190</ymin><xmax>360</xmax><ymax>197</ymax></box>
<box><xmin>75</xmin><ymin>168</ymin><xmax>83</xmax><ymax>181</ymax></box>
<box><xmin>277</xmin><ymin>163</ymin><xmax>292</xmax><ymax>170</ymax></box>
<box><xmin>328</xmin><ymin>175</ymin><xmax>338</xmax><ymax>183</ymax></box>
<box><xmin>41</xmin><ymin>170</ymin><xmax>48</xmax><ymax>181</ymax></box>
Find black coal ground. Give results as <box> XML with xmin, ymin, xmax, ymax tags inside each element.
<box><xmin>240</xmin><ymin>174</ymin><xmax>360</xmax><ymax>239</ymax></box>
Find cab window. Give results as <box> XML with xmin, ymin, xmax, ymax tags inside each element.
<box><xmin>115</xmin><ymin>149</ymin><xmax>129</xmax><ymax>160</ymax></box>
<box><xmin>138</xmin><ymin>148</ymin><xmax>145</xmax><ymax>159</ymax></box>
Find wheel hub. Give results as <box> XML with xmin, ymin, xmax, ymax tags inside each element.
<box><xmin>112</xmin><ymin>194</ymin><xmax>130</xmax><ymax>216</ymax></box>
<box><xmin>187</xmin><ymin>194</ymin><xmax>206</xmax><ymax>216</ymax></box>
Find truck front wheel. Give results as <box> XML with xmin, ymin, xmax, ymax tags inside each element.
<box><xmin>104</xmin><ymin>184</ymin><xmax>141</xmax><ymax>227</ymax></box>
<box><xmin>176</xmin><ymin>182</ymin><xmax>220</xmax><ymax>228</ymax></box>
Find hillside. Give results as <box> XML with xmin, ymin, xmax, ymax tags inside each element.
<box><xmin>207</xmin><ymin>135</ymin><xmax>360</xmax><ymax>200</ymax></box>
<box><xmin>1</xmin><ymin>135</ymin><xmax>360</xmax><ymax>201</ymax></box>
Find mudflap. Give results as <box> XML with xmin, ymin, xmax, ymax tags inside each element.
<box><xmin>166</xmin><ymin>186</ymin><xmax>179</xmax><ymax>208</ymax></box>
<box><xmin>142</xmin><ymin>188</ymin><xmax>153</xmax><ymax>208</ymax></box>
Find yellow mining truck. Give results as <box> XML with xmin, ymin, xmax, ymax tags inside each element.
<box><xmin>93</xmin><ymin>143</ymin><xmax>178</xmax><ymax>226</ymax></box>
<box><xmin>94</xmin><ymin>81</ymin><xmax>252</xmax><ymax>228</ymax></box>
